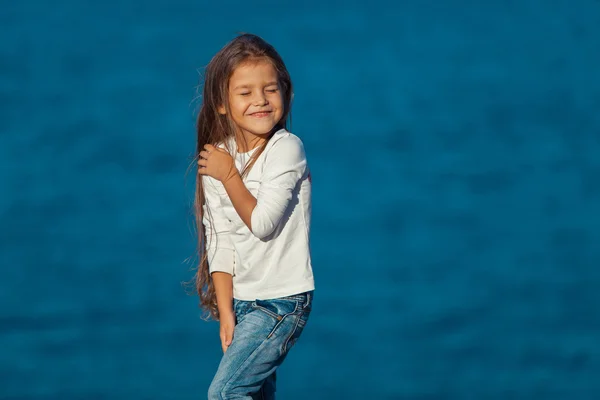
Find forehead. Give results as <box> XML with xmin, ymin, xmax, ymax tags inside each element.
<box><xmin>229</xmin><ymin>60</ymin><xmax>278</xmax><ymax>87</ymax></box>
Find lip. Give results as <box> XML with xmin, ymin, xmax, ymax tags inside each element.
<box><xmin>249</xmin><ymin>111</ymin><xmax>272</xmax><ymax>117</ymax></box>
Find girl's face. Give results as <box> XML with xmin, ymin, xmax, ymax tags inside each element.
<box><xmin>220</xmin><ymin>59</ymin><xmax>284</xmax><ymax>139</ymax></box>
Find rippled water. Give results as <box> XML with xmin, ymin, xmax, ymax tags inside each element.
<box><xmin>1</xmin><ymin>1</ymin><xmax>600</xmax><ymax>398</ymax></box>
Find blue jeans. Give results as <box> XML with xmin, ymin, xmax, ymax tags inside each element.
<box><xmin>208</xmin><ymin>291</ymin><xmax>313</xmax><ymax>400</ymax></box>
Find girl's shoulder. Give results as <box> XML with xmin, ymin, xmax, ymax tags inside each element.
<box><xmin>216</xmin><ymin>136</ymin><xmax>235</xmax><ymax>151</ymax></box>
<box><xmin>266</xmin><ymin>129</ymin><xmax>305</xmax><ymax>155</ymax></box>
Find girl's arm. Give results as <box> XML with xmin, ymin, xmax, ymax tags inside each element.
<box><xmin>200</xmin><ymin>135</ymin><xmax>307</xmax><ymax>239</ymax></box>
<box><xmin>202</xmin><ymin>176</ymin><xmax>236</xmax><ymax>351</ymax></box>
<box><xmin>212</xmin><ymin>272</ymin><xmax>233</xmax><ymax>315</ymax></box>
<box><xmin>212</xmin><ymin>272</ymin><xmax>233</xmax><ymax>313</ymax></box>
<box><xmin>222</xmin><ymin>135</ymin><xmax>306</xmax><ymax>239</ymax></box>
<box><xmin>202</xmin><ymin>176</ymin><xmax>235</xmax><ymax>276</ymax></box>
<box><xmin>212</xmin><ymin>271</ymin><xmax>235</xmax><ymax>353</ymax></box>
<box><xmin>221</xmin><ymin>174</ymin><xmax>256</xmax><ymax>230</ymax></box>
<box><xmin>251</xmin><ymin>135</ymin><xmax>307</xmax><ymax>238</ymax></box>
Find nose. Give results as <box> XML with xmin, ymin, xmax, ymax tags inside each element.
<box><xmin>252</xmin><ymin>92</ymin><xmax>268</xmax><ymax>106</ymax></box>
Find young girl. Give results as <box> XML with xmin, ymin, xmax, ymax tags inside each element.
<box><xmin>193</xmin><ymin>33</ymin><xmax>314</xmax><ymax>399</ymax></box>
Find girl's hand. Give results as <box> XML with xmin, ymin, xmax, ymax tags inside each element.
<box><xmin>219</xmin><ymin>311</ymin><xmax>235</xmax><ymax>353</ymax></box>
<box><xmin>198</xmin><ymin>144</ymin><xmax>238</xmax><ymax>183</ymax></box>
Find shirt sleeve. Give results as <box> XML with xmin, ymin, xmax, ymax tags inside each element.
<box><xmin>251</xmin><ymin>135</ymin><xmax>307</xmax><ymax>239</ymax></box>
<box><xmin>202</xmin><ymin>175</ymin><xmax>235</xmax><ymax>275</ymax></box>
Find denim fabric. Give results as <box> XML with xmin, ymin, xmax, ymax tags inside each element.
<box><xmin>208</xmin><ymin>291</ymin><xmax>313</xmax><ymax>400</ymax></box>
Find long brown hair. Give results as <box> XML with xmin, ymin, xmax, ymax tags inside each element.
<box><xmin>191</xmin><ymin>33</ymin><xmax>293</xmax><ymax>320</ymax></box>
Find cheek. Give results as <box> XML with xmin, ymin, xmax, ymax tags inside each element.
<box><xmin>270</xmin><ymin>93</ymin><xmax>284</xmax><ymax>108</ymax></box>
<box><xmin>229</xmin><ymin>100</ymin><xmax>247</xmax><ymax>116</ymax></box>
<box><xmin>228</xmin><ymin>94</ymin><xmax>245</xmax><ymax>110</ymax></box>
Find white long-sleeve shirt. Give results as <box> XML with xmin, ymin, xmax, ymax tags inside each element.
<box><xmin>202</xmin><ymin>129</ymin><xmax>315</xmax><ymax>301</ymax></box>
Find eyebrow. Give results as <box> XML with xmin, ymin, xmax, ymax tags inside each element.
<box><xmin>233</xmin><ymin>81</ymin><xmax>279</xmax><ymax>90</ymax></box>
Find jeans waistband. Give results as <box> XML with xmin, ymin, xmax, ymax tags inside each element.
<box><xmin>279</xmin><ymin>290</ymin><xmax>313</xmax><ymax>306</ymax></box>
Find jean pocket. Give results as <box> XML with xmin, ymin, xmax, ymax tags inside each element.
<box><xmin>251</xmin><ymin>298</ymin><xmax>299</xmax><ymax>321</ymax></box>
<box><xmin>283</xmin><ymin>310</ymin><xmax>311</xmax><ymax>353</ymax></box>
<box><xmin>251</xmin><ymin>298</ymin><xmax>301</xmax><ymax>340</ymax></box>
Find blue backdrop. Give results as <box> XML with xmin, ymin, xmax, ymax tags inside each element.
<box><xmin>1</xmin><ymin>1</ymin><xmax>599</xmax><ymax>398</ymax></box>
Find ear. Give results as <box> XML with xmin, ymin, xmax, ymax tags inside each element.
<box><xmin>217</xmin><ymin>104</ymin><xmax>226</xmax><ymax>115</ymax></box>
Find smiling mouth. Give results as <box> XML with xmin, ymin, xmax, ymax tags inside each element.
<box><xmin>249</xmin><ymin>111</ymin><xmax>272</xmax><ymax>117</ymax></box>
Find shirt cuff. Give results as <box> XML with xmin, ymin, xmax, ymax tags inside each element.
<box><xmin>207</xmin><ymin>248</ymin><xmax>235</xmax><ymax>275</ymax></box>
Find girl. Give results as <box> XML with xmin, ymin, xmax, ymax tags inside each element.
<box><xmin>193</xmin><ymin>33</ymin><xmax>314</xmax><ymax>399</ymax></box>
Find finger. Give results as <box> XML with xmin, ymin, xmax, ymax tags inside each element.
<box><xmin>225</xmin><ymin>330</ymin><xmax>233</xmax><ymax>346</ymax></box>
<box><xmin>199</xmin><ymin>150</ymin><xmax>210</xmax><ymax>159</ymax></box>
<box><xmin>220</xmin><ymin>335</ymin><xmax>229</xmax><ymax>353</ymax></box>
<box><xmin>204</xmin><ymin>144</ymin><xmax>215</xmax><ymax>152</ymax></box>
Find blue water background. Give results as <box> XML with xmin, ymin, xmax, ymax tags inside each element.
<box><xmin>1</xmin><ymin>1</ymin><xmax>600</xmax><ymax>398</ymax></box>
